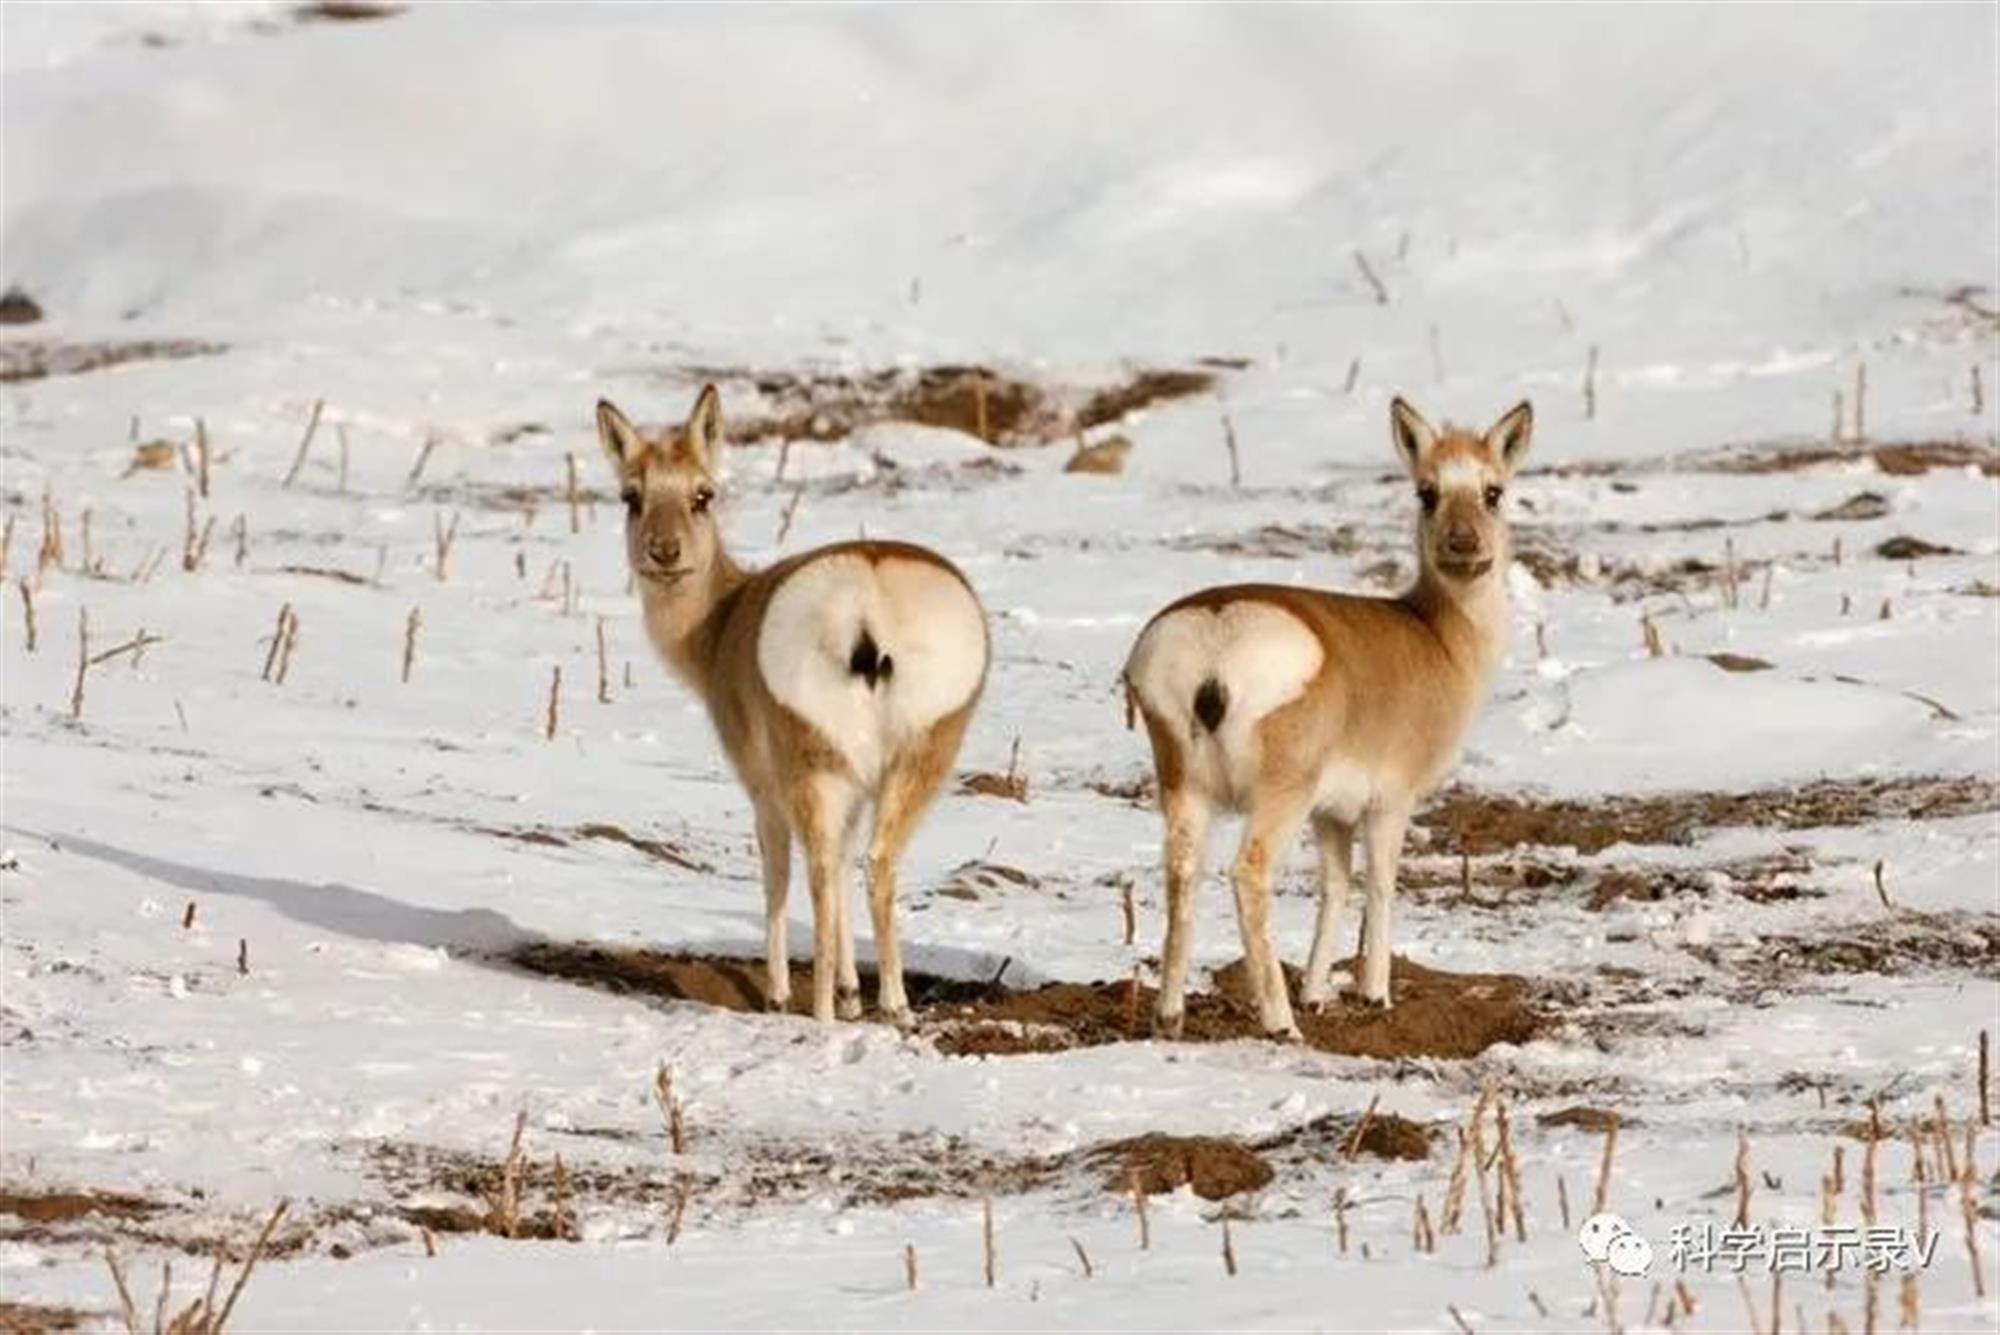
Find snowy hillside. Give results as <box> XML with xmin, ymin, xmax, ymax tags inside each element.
<box><xmin>2</xmin><ymin>3</ymin><xmax>1997</xmax><ymax>1330</ymax></box>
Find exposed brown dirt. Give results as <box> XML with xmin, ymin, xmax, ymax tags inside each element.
<box><xmin>505</xmin><ymin>942</ymin><xmax>1552</xmax><ymax>1060</ymax></box>
<box><xmin>0</xmin><ymin>1189</ymin><xmax>160</xmax><ymax>1224</ymax></box>
<box><xmin>295</xmin><ymin>1</ymin><xmax>406</xmax><ymax>20</ymax></box>
<box><xmin>1875</xmin><ymin>535</ymin><xmax>1960</xmax><ymax>560</ymax></box>
<box><xmin>0</xmin><ymin>1301</ymin><xmax>95</xmax><ymax>1333</ymax></box>
<box><xmin>1691</xmin><ymin>439</ymin><xmax>2000</xmax><ymax>477</ymax></box>
<box><xmin>673</xmin><ymin>364</ymin><xmax>1215</xmax><ymax>448</ymax></box>
<box><xmin>1537</xmin><ymin>1106</ymin><xmax>1629</xmax><ymax>1132</ymax></box>
<box><xmin>1705</xmin><ymin>911</ymin><xmax>2000</xmax><ymax>983</ymax></box>
<box><xmin>0</xmin><ymin>287</ymin><xmax>42</xmax><ymax>325</ymax></box>
<box><xmin>0</xmin><ymin>339</ymin><xmax>227</xmax><ymax>383</ymax></box>
<box><xmin>1705</xmin><ymin>652</ymin><xmax>1774</xmax><ymax>673</ymax></box>
<box><xmin>1095</xmin><ymin>1135</ymin><xmax>1273</xmax><ymax>1200</ymax></box>
<box><xmin>1260</xmin><ymin>1110</ymin><xmax>1437</xmax><ymax>1162</ymax></box>
<box><xmin>1420</xmin><ymin>774</ymin><xmax>1999</xmax><ymax>857</ymax></box>
<box><xmin>1165</xmin><ymin>522</ymin><xmax>1362</xmax><ymax>559</ymax></box>
<box><xmin>1813</xmin><ymin>491</ymin><xmax>1892</xmax><ymax>522</ymax></box>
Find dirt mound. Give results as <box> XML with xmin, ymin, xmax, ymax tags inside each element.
<box><xmin>506</xmin><ymin>943</ymin><xmax>1551</xmax><ymax>1060</ymax></box>
<box><xmin>1096</xmin><ymin>1135</ymin><xmax>1273</xmax><ymax>1200</ymax></box>
<box><xmin>1261</xmin><ymin>1110</ymin><xmax>1437</xmax><ymax>1162</ymax></box>
<box><xmin>1700</xmin><ymin>440</ymin><xmax>2000</xmax><ymax>477</ymax></box>
<box><xmin>1536</xmin><ymin>1106</ymin><xmax>1627</xmax><ymax>1132</ymax></box>
<box><xmin>673</xmin><ymin>363</ymin><xmax>1216</xmax><ymax>447</ymax></box>
<box><xmin>0</xmin><ymin>1189</ymin><xmax>159</xmax><ymax>1224</ymax></box>
<box><xmin>1422</xmin><ymin>774</ymin><xmax>1998</xmax><ymax>856</ymax></box>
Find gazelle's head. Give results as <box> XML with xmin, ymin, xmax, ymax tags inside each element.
<box><xmin>1390</xmin><ymin>397</ymin><xmax>1533</xmax><ymax>583</ymax></box>
<box><xmin>596</xmin><ymin>386</ymin><xmax>725</xmax><ymax>592</ymax></box>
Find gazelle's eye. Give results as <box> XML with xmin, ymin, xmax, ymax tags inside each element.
<box><xmin>690</xmin><ymin>486</ymin><xmax>715</xmax><ymax>515</ymax></box>
<box><xmin>621</xmin><ymin>488</ymin><xmax>641</xmax><ymax>517</ymax></box>
<box><xmin>1417</xmin><ymin>485</ymin><xmax>1439</xmax><ymax>514</ymax></box>
<box><xmin>1483</xmin><ymin>485</ymin><xmax>1504</xmax><ymax>510</ymax></box>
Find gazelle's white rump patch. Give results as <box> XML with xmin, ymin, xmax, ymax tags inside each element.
<box><xmin>756</xmin><ymin>552</ymin><xmax>987</xmax><ymax>783</ymax></box>
<box><xmin>1125</xmin><ymin>599</ymin><xmax>1323</xmax><ymax>806</ymax></box>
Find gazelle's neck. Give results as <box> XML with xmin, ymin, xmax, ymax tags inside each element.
<box><xmin>640</xmin><ymin>548</ymin><xmax>750</xmax><ymax>695</ymax></box>
<box><xmin>1408</xmin><ymin>559</ymin><xmax>1511</xmax><ymax>681</ymax></box>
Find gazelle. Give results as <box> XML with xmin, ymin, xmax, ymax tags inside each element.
<box><xmin>597</xmin><ymin>386</ymin><xmax>989</xmax><ymax>1025</ymax></box>
<box><xmin>1123</xmin><ymin>397</ymin><xmax>1532</xmax><ymax>1040</ymax></box>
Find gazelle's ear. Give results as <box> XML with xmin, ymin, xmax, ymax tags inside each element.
<box><xmin>1486</xmin><ymin>400</ymin><xmax>1533</xmax><ymax>472</ymax></box>
<box><xmin>597</xmin><ymin>399</ymin><xmax>642</xmax><ymax>471</ymax></box>
<box><xmin>1389</xmin><ymin>396</ymin><xmax>1437</xmax><ymax>474</ymax></box>
<box><xmin>678</xmin><ymin>383</ymin><xmax>723</xmax><ymax>472</ymax></box>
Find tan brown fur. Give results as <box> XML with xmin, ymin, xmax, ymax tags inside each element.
<box><xmin>1125</xmin><ymin>397</ymin><xmax>1532</xmax><ymax>1037</ymax></box>
<box><xmin>600</xmin><ymin>387</ymin><xmax>988</xmax><ymax>1024</ymax></box>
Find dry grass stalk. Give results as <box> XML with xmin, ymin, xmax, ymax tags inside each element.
<box><xmin>420</xmin><ymin>1225</ymin><xmax>435</xmax><ymax>1258</ymax></box>
<box><xmin>1132</xmin><ymin>1166</ymin><xmax>1151</xmax><ymax>1251</ymax></box>
<box><xmin>1866</xmin><ymin>1271</ymin><xmax>1881</xmax><ymax>1335</ymax></box>
<box><xmin>904</xmin><ymin>1240</ymin><xmax>918</xmax><ymax>1290</ymax></box>
<box><xmin>487</xmin><ymin>1110</ymin><xmax>527</xmax><ymax>1238</ymax></box>
<box><xmin>653</xmin><ymin>1063</ymin><xmax>686</xmax><ymax>1154</ymax></box>
<box><xmin>1961</xmin><ymin>1139</ymin><xmax>1986</xmax><ymax>1299</ymax></box>
<box><xmin>1353</xmin><ymin>249</ymin><xmax>1390</xmax><ymax>305</ymax></box>
<box><xmin>1120</xmin><ymin>880</ymin><xmax>1136</xmax><ymax>947</ymax></box>
<box><xmin>1862</xmin><ymin>1100</ymin><xmax>1881</xmax><ymax>1226</ymax></box>
<box><xmin>1770</xmin><ymin>1272</ymin><xmax>1784</xmax><ymax>1335</ymax></box>
<box><xmin>565</xmin><ymin>452</ymin><xmax>582</xmax><ymax>534</ymax></box>
<box><xmin>432</xmin><ymin>510</ymin><xmax>460</xmax><ymax>582</ymax></box>
<box><xmin>550</xmin><ymin>1154</ymin><xmax>573</xmax><ymax>1241</ymax></box>
<box><xmin>1340</xmin><ymin>1093</ymin><xmax>1383</xmax><ymax>1161</ymax></box>
<box><xmin>231</xmin><ymin>515</ymin><xmax>247</xmax><ymax>569</ymax></box>
<box><xmin>1833</xmin><ymin>388</ymin><xmax>1846</xmax><ymax>444</ymax></box>
<box><xmin>182</xmin><ymin>493</ymin><xmax>216</xmax><ymax>573</ymax></box>
<box><xmin>1220</xmin><ymin>1217</ymin><xmax>1237</xmax><ymax>1276</ymax></box>
<box><xmin>1853</xmin><ymin>362</ymin><xmax>1868</xmax><ymax>442</ymax></box>
<box><xmin>982</xmin><ymin>1196</ymin><xmax>996</xmax><ymax>1287</ymax></box>
<box><xmin>273</xmin><ymin>608</ymin><xmax>299</xmax><ymax>685</ymax></box>
<box><xmin>105</xmin><ymin>1246</ymin><xmax>139</xmax><ymax>1332</ymax></box>
<box><xmin>182</xmin><ymin>901</ymin><xmax>197</xmax><ymax>930</ymax></box>
<box><xmin>1448</xmin><ymin>1305</ymin><xmax>1474</xmax><ymax>1335</ymax></box>
<box><xmin>1495</xmin><ymin>1100</ymin><xmax>1527</xmax><ymax>1241</ymax></box>
<box><xmin>595</xmin><ymin>617</ymin><xmax>610</xmax><ymax>703</ymax></box>
<box><xmin>1593</xmin><ymin>1112</ymin><xmax>1620</xmax><ymax>1214</ymax></box>
<box><xmin>81</xmin><ymin>507</ymin><xmax>96</xmax><ymax>574</ymax></box>
<box><xmin>405</xmin><ymin>431</ymin><xmax>438</xmax><ymax>491</ymax></box>
<box><xmin>69</xmin><ymin>609</ymin><xmax>89</xmax><ymax>718</ymax></box>
<box><xmin>195</xmin><ymin>418</ymin><xmax>211</xmax><ymax>499</ymax></box>
<box><xmin>39</xmin><ymin>489</ymin><xmax>63</xmax><ymax>576</ymax></box>
<box><xmin>1723</xmin><ymin>538</ymin><xmax>1741</xmax><ymax>610</ymax></box>
<box><xmin>18</xmin><ymin>578</ymin><xmax>35</xmax><ymax>653</ymax></box>
<box><xmin>1413</xmin><ymin>1193</ymin><xmax>1436</xmax><ymax>1253</ymax></box>
<box><xmin>1122</xmin><ymin>966</ymin><xmax>1140</xmax><ymax>1038</ymax></box>
<box><xmin>236</xmin><ymin>939</ymin><xmax>247</xmax><ymax>976</ymax></box>
<box><xmin>1441</xmin><ymin>1127</ymin><xmax>1472</xmax><ymax>1235</ymax></box>
<box><xmin>1641</xmin><ymin>610</ymin><xmax>1664</xmax><ymax>658</ymax></box>
<box><xmin>1473</xmin><ymin>1121</ymin><xmax>1500</xmax><ymax>1268</ymax></box>
<box><xmin>1</xmin><ymin>511</ymin><xmax>15</xmax><ymax>581</ymax></box>
<box><xmin>1974</xmin><ymin>364</ymin><xmax>1986</xmax><ymax>418</ymax></box>
<box><xmin>1933</xmin><ymin>1095</ymin><xmax>1959</xmax><ymax>1183</ymax></box>
<box><xmin>1332</xmin><ymin>1185</ymin><xmax>1349</xmax><ymax>1254</ymax></box>
<box><xmin>282</xmin><ymin>399</ymin><xmax>324</xmax><ymax>488</ymax></box>
<box><xmin>260</xmin><ymin>603</ymin><xmax>292</xmax><ymax>681</ymax></box>
<box><xmin>1674</xmin><ymin>1278</ymin><xmax>1696</xmax><ymax>1318</ymax></box>
<box><xmin>336</xmin><ymin>423</ymin><xmax>349</xmax><ymax>493</ymax></box>
<box><xmin>1822</xmin><ymin>1147</ymin><xmax>1841</xmax><ymax>1225</ymax></box>
<box><xmin>666</xmin><ymin>1177</ymin><xmax>689</xmax><ymax>1244</ymax></box>
<box><xmin>1528</xmin><ymin>1290</ymin><xmax>1550</xmax><ymax>1318</ymax></box>
<box><xmin>1343</xmin><ymin>356</ymin><xmax>1361</xmax><ymax>394</ymax></box>
<box><xmin>1981</xmin><ymin>1030</ymin><xmax>1991</xmax><ymax>1127</ymax></box>
<box><xmin>1897</xmin><ymin>1273</ymin><xmax>1918</xmax><ymax>1331</ymax></box>
<box><xmin>110</xmin><ymin>1197</ymin><xmax>289</xmax><ymax>1335</ymax></box>
<box><xmin>1738</xmin><ymin>1275</ymin><xmax>1762</xmax><ymax>1335</ymax></box>
<box><xmin>401</xmin><ymin>607</ymin><xmax>421</xmax><ymax>684</ymax></box>
<box><xmin>775</xmin><ymin>435</ymin><xmax>794</xmax><ymax>484</ymax></box>
<box><xmin>970</xmin><ymin>373</ymin><xmax>991</xmax><ymax>443</ymax></box>
<box><xmin>1734</xmin><ymin>1128</ymin><xmax>1753</xmax><ymax>1227</ymax></box>
<box><xmin>1068</xmin><ymin>1235</ymin><xmax>1093</xmax><ymax>1278</ymax></box>
<box><xmin>1221</xmin><ymin>404</ymin><xmax>1242</xmax><ymax>489</ymax></box>
<box><xmin>775</xmin><ymin>484</ymin><xmax>806</xmax><ymax>544</ymax></box>
<box><xmin>1759</xmin><ymin>563</ymin><xmax>1774</xmax><ymax>611</ymax></box>
<box><xmin>1557</xmin><ymin>1172</ymin><xmax>1572</xmax><ymax>1232</ymax></box>
<box><xmin>1584</xmin><ymin>344</ymin><xmax>1599</xmax><ymax>420</ymax></box>
<box><xmin>1878</xmin><ymin>597</ymin><xmax>1892</xmax><ymax>622</ymax></box>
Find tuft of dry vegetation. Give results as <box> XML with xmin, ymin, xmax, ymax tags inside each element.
<box><xmin>0</xmin><ymin>340</ymin><xmax>226</xmax><ymax>384</ymax></box>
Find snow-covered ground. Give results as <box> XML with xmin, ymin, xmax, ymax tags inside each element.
<box><xmin>2</xmin><ymin>3</ymin><xmax>1997</xmax><ymax>1330</ymax></box>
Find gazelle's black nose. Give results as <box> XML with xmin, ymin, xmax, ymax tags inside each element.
<box><xmin>1445</xmin><ymin>528</ymin><xmax>1481</xmax><ymax>555</ymax></box>
<box><xmin>647</xmin><ymin>537</ymin><xmax>681</xmax><ymax>568</ymax></box>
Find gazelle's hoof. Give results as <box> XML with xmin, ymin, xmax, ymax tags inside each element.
<box><xmin>835</xmin><ymin>987</ymin><xmax>864</xmax><ymax>1021</ymax></box>
<box><xmin>1266</xmin><ymin>1023</ymin><xmax>1304</xmax><ymax>1044</ymax></box>
<box><xmin>880</xmin><ymin>1004</ymin><xmax>915</xmax><ymax>1031</ymax></box>
<box><xmin>764</xmin><ymin>996</ymin><xmax>789</xmax><ymax>1014</ymax></box>
<box><xmin>1151</xmin><ymin>1010</ymin><xmax>1185</xmax><ymax>1040</ymax></box>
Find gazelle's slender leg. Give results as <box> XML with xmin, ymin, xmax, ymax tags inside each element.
<box><xmin>832</xmin><ymin>799</ymin><xmax>865</xmax><ymax>1020</ymax></box>
<box><xmin>868</xmin><ymin>710</ymin><xmax>971</xmax><ymax>1025</ymax></box>
<box><xmin>794</xmin><ymin>773</ymin><xmax>861</xmax><ymax>1024</ymax></box>
<box><xmin>1358</xmin><ymin>801</ymin><xmax>1412</xmax><ymax>1007</ymax></box>
<box><xmin>1300</xmin><ymin>813</ymin><xmax>1355</xmax><ymax>1011</ymax></box>
<box><xmin>752</xmin><ymin>796</ymin><xmax>793</xmax><ymax>1011</ymax></box>
<box><xmin>1229</xmin><ymin>790</ymin><xmax>1312</xmax><ymax>1039</ymax></box>
<box><xmin>1153</xmin><ymin>785</ymin><xmax>1212</xmax><ymax>1038</ymax></box>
